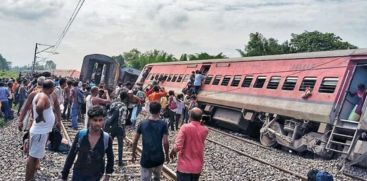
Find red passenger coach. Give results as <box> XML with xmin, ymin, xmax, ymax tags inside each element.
<box><xmin>137</xmin><ymin>49</ymin><xmax>367</xmax><ymax>166</ymax></box>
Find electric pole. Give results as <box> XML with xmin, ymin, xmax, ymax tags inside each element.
<box><xmin>31</xmin><ymin>43</ymin><xmax>57</xmax><ymax>75</ymax></box>
<box><xmin>31</xmin><ymin>43</ymin><xmax>38</xmax><ymax>75</ymax></box>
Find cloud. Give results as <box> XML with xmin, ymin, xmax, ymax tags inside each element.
<box><xmin>0</xmin><ymin>0</ymin><xmax>366</xmax><ymax>69</ymax></box>
<box><xmin>0</xmin><ymin>0</ymin><xmax>64</xmax><ymax>20</ymax></box>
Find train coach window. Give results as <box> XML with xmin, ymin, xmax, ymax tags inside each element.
<box><xmin>253</xmin><ymin>76</ymin><xmax>267</xmax><ymax>88</ymax></box>
<box><xmin>167</xmin><ymin>74</ymin><xmax>173</xmax><ymax>82</ymax></box>
<box><xmin>267</xmin><ymin>76</ymin><xmax>281</xmax><ymax>89</ymax></box>
<box><xmin>299</xmin><ymin>77</ymin><xmax>317</xmax><ymax>91</ymax></box>
<box><xmin>150</xmin><ymin>74</ymin><xmax>155</xmax><ymax>80</ymax></box>
<box><xmin>212</xmin><ymin>75</ymin><xmax>222</xmax><ymax>85</ymax></box>
<box><xmin>172</xmin><ymin>74</ymin><xmax>178</xmax><ymax>82</ymax></box>
<box><xmin>177</xmin><ymin>74</ymin><xmax>183</xmax><ymax>82</ymax></box>
<box><xmin>221</xmin><ymin>76</ymin><xmax>232</xmax><ymax>86</ymax></box>
<box><xmin>155</xmin><ymin>74</ymin><xmax>159</xmax><ymax>80</ymax></box>
<box><xmin>319</xmin><ymin>77</ymin><xmax>338</xmax><ymax>93</ymax></box>
<box><xmin>183</xmin><ymin>74</ymin><xmax>189</xmax><ymax>82</ymax></box>
<box><xmin>231</xmin><ymin>75</ymin><xmax>242</xmax><ymax>87</ymax></box>
<box><xmin>158</xmin><ymin>74</ymin><xmax>165</xmax><ymax>81</ymax></box>
<box><xmin>204</xmin><ymin>75</ymin><xmax>213</xmax><ymax>85</ymax></box>
<box><xmin>163</xmin><ymin>74</ymin><xmax>168</xmax><ymax>81</ymax></box>
<box><xmin>242</xmin><ymin>76</ymin><xmax>253</xmax><ymax>87</ymax></box>
<box><xmin>282</xmin><ymin>77</ymin><xmax>298</xmax><ymax>90</ymax></box>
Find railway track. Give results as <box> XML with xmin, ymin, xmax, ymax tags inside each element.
<box><xmin>60</xmin><ymin>119</ymin><xmax>176</xmax><ymax>180</ymax></box>
<box><xmin>206</xmin><ymin>129</ymin><xmax>308</xmax><ymax>180</ymax></box>
<box><xmin>208</xmin><ymin>126</ymin><xmax>367</xmax><ymax>181</ymax></box>
<box><xmin>207</xmin><ymin>127</ymin><xmax>270</xmax><ymax>150</ymax></box>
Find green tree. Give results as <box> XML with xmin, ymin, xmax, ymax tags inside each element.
<box><xmin>122</xmin><ymin>49</ymin><xmax>177</xmax><ymax>70</ymax></box>
<box><xmin>45</xmin><ymin>60</ymin><xmax>56</xmax><ymax>70</ymax></box>
<box><xmin>289</xmin><ymin>31</ymin><xmax>357</xmax><ymax>52</ymax></box>
<box><xmin>237</xmin><ymin>32</ymin><xmax>266</xmax><ymax>57</ymax></box>
<box><xmin>111</xmin><ymin>55</ymin><xmax>125</xmax><ymax>67</ymax></box>
<box><xmin>187</xmin><ymin>52</ymin><xmax>227</xmax><ymax>60</ymax></box>
<box><xmin>237</xmin><ymin>32</ymin><xmax>285</xmax><ymax>57</ymax></box>
<box><xmin>179</xmin><ymin>52</ymin><xmax>227</xmax><ymax>61</ymax></box>
<box><xmin>237</xmin><ymin>31</ymin><xmax>358</xmax><ymax>57</ymax></box>
<box><xmin>123</xmin><ymin>49</ymin><xmax>141</xmax><ymax>62</ymax></box>
<box><xmin>0</xmin><ymin>54</ymin><xmax>11</xmax><ymax>70</ymax></box>
<box><xmin>179</xmin><ymin>53</ymin><xmax>188</xmax><ymax>61</ymax></box>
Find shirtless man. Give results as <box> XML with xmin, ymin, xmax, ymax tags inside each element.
<box><xmin>84</xmin><ymin>87</ymin><xmax>111</xmax><ymax>128</ymax></box>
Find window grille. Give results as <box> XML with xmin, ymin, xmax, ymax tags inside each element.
<box><xmin>212</xmin><ymin>75</ymin><xmax>222</xmax><ymax>85</ymax></box>
<box><xmin>319</xmin><ymin>77</ymin><xmax>338</xmax><ymax>93</ymax></box>
<box><xmin>282</xmin><ymin>77</ymin><xmax>298</xmax><ymax>90</ymax></box>
<box><xmin>253</xmin><ymin>76</ymin><xmax>267</xmax><ymax>88</ymax></box>
<box><xmin>231</xmin><ymin>75</ymin><xmax>242</xmax><ymax>87</ymax></box>
<box><xmin>204</xmin><ymin>75</ymin><xmax>213</xmax><ymax>85</ymax></box>
<box><xmin>267</xmin><ymin>76</ymin><xmax>281</xmax><ymax>89</ymax></box>
<box><xmin>299</xmin><ymin>77</ymin><xmax>317</xmax><ymax>91</ymax></box>
<box><xmin>242</xmin><ymin>76</ymin><xmax>253</xmax><ymax>87</ymax></box>
<box><xmin>221</xmin><ymin>76</ymin><xmax>232</xmax><ymax>86</ymax></box>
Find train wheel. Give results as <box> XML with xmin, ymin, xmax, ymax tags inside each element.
<box><xmin>260</xmin><ymin>131</ymin><xmax>277</xmax><ymax>147</ymax></box>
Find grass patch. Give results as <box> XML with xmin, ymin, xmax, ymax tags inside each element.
<box><xmin>0</xmin><ymin>117</ymin><xmax>5</xmax><ymax>128</ymax></box>
<box><xmin>0</xmin><ymin>71</ymin><xmax>18</xmax><ymax>79</ymax></box>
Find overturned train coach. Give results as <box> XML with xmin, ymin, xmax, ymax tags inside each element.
<box><xmin>80</xmin><ymin>54</ymin><xmax>140</xmax><ymax>90</ymax></box>
<box><xmin>137</xmin><ymin>49</ymin><xmax>367</xmax><ymax>167</ymax></box>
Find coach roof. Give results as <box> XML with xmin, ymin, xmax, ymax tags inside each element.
<box><xmin>146</xmin><ymin>48</ymin><xmax>367</xmax><ymax>66</ymax></box>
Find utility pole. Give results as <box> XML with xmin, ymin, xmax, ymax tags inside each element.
<box><xmin>31</xmin><ymin>43</ymin><xmax>57</xmax><ymax>75</ymax></box>
<box><xmin>31</xmin><ymin>43</ymin><xmax>38</xmax><ymax>75</ymax></box>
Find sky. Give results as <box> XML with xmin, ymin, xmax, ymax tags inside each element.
<box><xmin>0</xmin><ymin>0</ymin><xmax>366</xmax><ymax>70</ymax></box>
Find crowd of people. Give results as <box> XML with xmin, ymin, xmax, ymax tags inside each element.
<box><xmin>6</xmin><ymin>71</ymin><xmax>208</xmax><ymax>181</ymax></box>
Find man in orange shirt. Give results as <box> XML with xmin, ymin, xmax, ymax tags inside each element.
<box><xmin>148</xmin><ymin>86</ymin><xmax>167</xmax><ymax>103</ymax></box>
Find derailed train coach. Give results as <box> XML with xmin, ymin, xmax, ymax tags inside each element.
<box><xmin>136</xmin><ymin>49</ymin><xmax>367</xmax><ymax>167</ymax></box>
<box><xmin>80</xmin><ymin>54</ymin><xmax>140</xmax><ymax>90</ymax></box>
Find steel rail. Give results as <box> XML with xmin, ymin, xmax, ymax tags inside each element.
<box><xmin>60</xmin><ymin>120</ymin><xmax>72</xmax><ymax>146</ymax></box>
<box><xmin>208</xmin><ymin>126</ymin><xmax>270</xmax><ymax>150</ymax></box>
<box><xmin>208</xmin><ymin>127</ymin><xmax>366</xmax><ymax>180</ymax></box>
<box><xmin>125</xmin><ymin>137</ymin><xmax>177</xmax><ymax>181</ymax></box>
<box><xmin>343</xmin><ymin>171</ymin><xmax>367</xmax><ymax>181</ymax></box>
<box><xmin>206</xmin><ymin>138</ymin><xmax>308</xmax><ymax>180</ymax></box>
<box><xmin>60</xmin><ymin>120</ymin><xmax>177</xmax><ymax>180</ymax></box>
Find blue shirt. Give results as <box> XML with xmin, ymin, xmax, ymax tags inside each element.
<box><xmin>0</xmin><ymin>87</ymin><xmax>9</xmax><ymax>102</ymax></box>
<box><xmin>137</xmin><ymin>119</ymin><xmax>168</xmax><ymax>168</ymax></box>
<box><xmin>194</xmin><ymin>74</ymin><xmax>204</xmax><ymax>86</ymax></box>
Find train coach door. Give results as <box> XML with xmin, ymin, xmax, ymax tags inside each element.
<box><xmin>200</xmin><ymin>64</ymin><xmax>211</xmax><ymax>75</ymax></box>
<box><xmin>137</xmin><ymin>66</ymin><xmax>152</xmax><ymax>85</ymax></box>
<box><xmin>338</xmin><ymin>63</ymin><xmax>367</xmax><ymax>121</ymax></box>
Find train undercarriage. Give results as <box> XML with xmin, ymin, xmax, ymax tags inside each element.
<box><xmin>202</xmin><ymin>104</ymin><xmax>367</xmax><ymax>167</ymax></box>
<box><xmin>258</xmin><ymin>113</ymin><xmax>333</xmax><ymax>159</ymax></box>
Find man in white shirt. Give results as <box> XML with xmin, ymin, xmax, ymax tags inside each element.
<box><xmin>54</xmin><ymin>78</ymin><xmax>67</xmax><ymax>106</ymax></box>
<box><xmin>25</xmin><ymin>79</ymin><xmax>56</xmax><ymax>181</ymax></box>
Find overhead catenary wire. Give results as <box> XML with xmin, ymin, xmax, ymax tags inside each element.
<box><xmin>53</xmin><ymin>0</ymin><xmax>86</xmax><ymax>51</ymax></box>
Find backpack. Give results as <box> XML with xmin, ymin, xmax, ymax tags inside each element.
<box><xmin>77</xmin><ymin>89</ymin><xmax>85</xmax><ymax>104</ymax></box>
<box><xmin>307</xmin><ymin>169</ymin><xmax>319</xmax><ymax>181</ymax></box>
<box><xmin>316</xmin><ymin>171</ymin><xmax>333</xmax><ymax>181</ymax></box>
<box><xmin>76</xmin><ymin>129</ymin><xmax>109</xmax><ymax>152</ymax></box>
<box><xmin>168</xmin><ymin>96</ymin><xmax>177</xmax><ymax>110</ymax></box>
<box><xmin>104</xmin><ymin>102</ymin><xmax>122</xmax><ymax>129</ymax></box>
